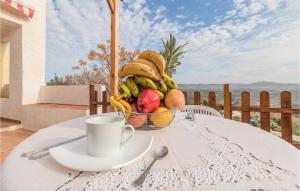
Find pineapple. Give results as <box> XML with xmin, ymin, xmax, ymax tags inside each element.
<box><xmin>160</xmin><ymin>34</ymin><xmax>188</xmax><ymax>77</ymax></box>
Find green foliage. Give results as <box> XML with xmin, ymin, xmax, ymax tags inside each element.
<box><xmin>47</xmin><ymin>41</ymin><xmax>139</xmax><ymax>86</ymax></box>
<box><xmin>160</xmin><ymin>34</ymin><xmax>188</xmax><ymax>77</ymax></box>
<box><xmin>272</xmin><ymin>117</ymin><xmax>281</xmax><ymax>126</ymax></box>
<box><xmin>232</xmin><ymin>116</ymin><xmax>241</xmax><ymax>122</ymax></box>
<box><xmin>46</xmin><ymin>73</ymin><xmax>69</xmax><ymax>86</ymax></box>
<box><xmin>293</xmin><ymin>123</ymin><xmax>300</xmax><ymax>136</ymax></box>
<box><xmin>202</xmin><ymin>99</ymin><xmax>208</xmax><ymax>106</ymax></box>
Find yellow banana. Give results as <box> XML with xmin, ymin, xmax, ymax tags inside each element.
<box><xmin>155</xmin><ymin>81</ymin><xmax>168</xmax><ymax>93</ymax></box>
<box><xmin>118</xmin><ymin>63</ymin><xmax>160</xmax><ymax>81</ymax></box>
<box><xmin>133</xmin><ymin>59</ymin><xmax>160</xmax><ymax>77</ymax></box>
<box><xmin>118</xmin><ymin>99</ymin><xmax>132</xmax><ymax>118</ymax></box>
<box><xmin>118</xmin><ymin>82</ymin><xmax>131</xmax><ymax>98</ymax></box>
<box><xmin>164</xmin><ymin>74</ymin><xmax>178</xmax><ymax>89</ymax></box>
<box><xmin>110</xmin><ymin>96</ymin><xmax>125</xmax><ymax>112</ymax></box>
<box><xmin>134</xmin><ymin>76</ymin><xmax>157</xmax><ymax>90</ymax></box>
<box><xmin>125</xmin><ymin>77</ymin><xmax>139</xmax><ymax>97</ymax></box>
<box><xmin>154</xmin><ymin>90</ymin><xmax>164</xmax><ymax>100</ymax></box>
<box><xmin>138</xmin><ymin>50</ymin><xmax>165</xmax><ymax>76</ymax></box>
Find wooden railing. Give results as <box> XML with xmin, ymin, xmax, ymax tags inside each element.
<box><xmin>89</xmin><ymin>84</ymin><xmax>300</xmax><ymax>148</ymax></box>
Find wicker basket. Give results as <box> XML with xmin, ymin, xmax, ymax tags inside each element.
<box><xmin>118</xmin><ymin>109</ymin><xmax>176</xmax><ymax>130</ymax></box>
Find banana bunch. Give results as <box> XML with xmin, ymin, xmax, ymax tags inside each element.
<box><xmin>125</xmin><ymin>77</ymin><xmax>139</xmax><ymax>97</ymax></box>
<box><xmin>119</xmin><ymin>63</ymin><xmax>160</xmax><ymax>81</ymax></box>
<box><xmin>138</xmin><ymin>50</ymin><xmax>165</xmax><ymax>76</ymax></box>
<box><xmin>163</xmin><ymin>74</ymin><xmax>178</xmax><ymax>89</ymax></box>
<box><xmin>155</xmin><ymin>81</ymin><xmax>168</xmax><ymax>93</ymax></box>
<box><xmin>110</xmin><ymin>96</ymin><xmax>132</xmax><ymax>118</ymax></box>
<box><xmin>118</xmin><ymin>50</ymin><xmax>165</xmax><ymax>80</ymax></box>
<box><xmin>133</xmin><ymin>59</ymin><xmax>160</xmax><ymax>77</ymax></box>
<box><xmin>134</xmin><ymin>76</ymin><xmax>157</xmax><ymax>90</ymax></box>
<box><xmin>118</xmin><ymin>82</ymin><xmax>131</xmax><ymax>99</ymax></box>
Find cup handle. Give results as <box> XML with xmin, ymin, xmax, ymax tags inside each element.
<box><xmin>121</xmin><ymin>125</ymin><xmax>135</xmax><ymax>146</ymax></box>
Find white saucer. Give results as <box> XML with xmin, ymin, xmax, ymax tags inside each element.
<box><xmin>49</xmin><ymin>133</ymin><xmax>153</xmax><ymax>172</ymax></box>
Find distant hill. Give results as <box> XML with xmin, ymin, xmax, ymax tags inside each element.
<box><xmin>179</xmin><ymin>82</ymin><xmax>300</xmax><ymax>108</ymax></box>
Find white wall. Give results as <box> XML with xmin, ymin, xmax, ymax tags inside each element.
<box><xmin>0</xmin><ymin>41</ymin><xmax>10</xmax><ymax>97</ymax></box>
<box><xmin>0</xmin><ymin>1</ymin><xmax>106</xmax><ymax>129</ymax></box>
<box><xmin>0</xmin><ymin>0</ymin><xmax>45</xmax><ymax>120</ymax></box>
<box><xmin>21</xmin><ymin>0</ymin><xmax>46</xmax><ymax>105</ymax></box>
<box><xmin>39</xmin><ymin>84</ymin><xmax>105</xmax><ymax>105</ymax></box>
<box><xmin>22</xmin><ymin>84</ymin><xmax>105</xmax><ymax>131</ymax></box>
<box><xmin>0</xmin><ymin>25</ymin><xmax>22</xmax><ymax>120</ymax></box>
<box><xmin>22</xmin><ymin>104</ymin><xmax>89</xmax><ymax>131</ymax></box>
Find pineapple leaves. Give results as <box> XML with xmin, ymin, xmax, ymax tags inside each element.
<box><xmin>160</xmin><ymin>34</ymin><xmax>188</xmax><ymax>77</ymax></box>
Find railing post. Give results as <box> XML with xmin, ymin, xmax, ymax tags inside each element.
<box><xmin>102</xmin><ymin>91</ymin><xmax>108</xmax><ymax>113</ymax></box>
<box><xmin>281</xmin><ymin>91</ymin><xmax>292</xmax><ymax>143</ymax></box>
<box><xmin>260</xmin><ymin>91</ymin><xmax>270</xmax><ymax>132</ymax></box>
<box><xmin>223</xmin><ymin>84</ymin><xmax>231</xmax><ymax>119</ymax></box>
<box><xmin>208</xmin><ymin>91</ymin><xmax>216</xmax><ymax>108</ymax></box>
<box><xmin>89</xmin><ymin>84</ymin><xmax>95</xmax><ymax>115</ymax></box>
<box><xmin>241</xmin><ymin>91</ymin><xmax>250</xmax><ymax>123</ymax></box>
<box><xmin>229</xmin><ymin>92</ymin><xmax>232</xmax><ymax>119</ymax></box>
<box><xmin>194</xmin><ymin>91</ymin><xmax>201</xmax><ymax>105</ymax></box>
<box><xmin>183</xmin><ymin>91</ymin><xmax>188</xmax><ymax>105</ymax></box>
<box><xmin>94</xmin><ymin>90</ymin><xmax>98</xmax><ymax>114</ymax></box>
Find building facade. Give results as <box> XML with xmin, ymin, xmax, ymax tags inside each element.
<box><xmin>0</xmin><ymin>0</ymin><xmax>46</xmax><ymax>120</ymax></box>
<box><xmin>1</xmin><ymin>1</ymin><xmax>105</xmax><ymax>130</ymax></box>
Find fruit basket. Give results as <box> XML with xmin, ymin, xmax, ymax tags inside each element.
<box><xmin>110</xmin><ymin>50</ymin><xmax>186</xmax><ymax>129</ymax></box>
<box><xmin>118</xmin><ymin>109</ymin><xmax>176</xmax><ymax>129</ymax></box>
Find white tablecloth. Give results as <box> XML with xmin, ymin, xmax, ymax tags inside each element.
<box><xmin>1</xmin><ymin>112</ymin><xmax>300</xmax><ymax>191</ymax></box>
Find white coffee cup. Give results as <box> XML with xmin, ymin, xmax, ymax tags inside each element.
<box><xmin>85</xmin><ymin>115</ymin><xmax>135</xmax><ymax>157</ymax></box>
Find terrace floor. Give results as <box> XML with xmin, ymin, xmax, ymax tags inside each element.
<box><xmin>0</xmin><ymin>119</ymin><xmax>34</xmax><ymax>162</ymax></box>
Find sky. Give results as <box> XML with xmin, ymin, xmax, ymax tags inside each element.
<box><xmin>46</xmin><ymin>0</ymin><xmax>300</xmax><ymax>84</ymax></box>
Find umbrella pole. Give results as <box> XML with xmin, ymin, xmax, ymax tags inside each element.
<box><xmin>108</xmin><ymin>0</ymin><xmax>119</xmax><ymax>111</ymax></box>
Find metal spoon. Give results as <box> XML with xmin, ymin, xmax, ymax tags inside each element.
<box><xmin>133</xmin><ymin>146</ymin><xmax>168</xmax><ymax>186</ymax></box>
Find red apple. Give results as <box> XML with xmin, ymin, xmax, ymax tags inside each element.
<box><xmin>127</xmin><ymin>103</ymin><xmax>146</xmax><ymax>128</ymax></box>
<box><xmin>137</xmin><ymin>89</ymin><xmax>160</xmax><ymax>113</ymax></box>
<box><xmin>131</xmin><ymin>103</ymin><xmax>138</xmax><ymax>112</ymax></box>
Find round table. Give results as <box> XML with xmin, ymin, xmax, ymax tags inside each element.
<box><xmin>2</xmin><ymin>112</ymin><xmax>300</xmax><ymax>191</ymax></box>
